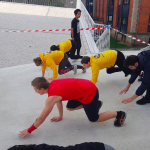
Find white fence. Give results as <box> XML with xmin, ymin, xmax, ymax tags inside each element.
<box><xmin>76</xmin><ymin>0</ymin><xmax>110</xmax><ymax>53</ymax></box>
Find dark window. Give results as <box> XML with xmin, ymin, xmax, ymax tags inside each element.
<box><xmin>123</xmin><ymin>0</ymin><xmax>129</xmax><ymax>4</ymax></box>
<box><xmin>109</xmin><ymin>0</ymin><xmax>114</xmax><ymax>5</ymax></box>
<box><xmin>148</xmin><ymin>16</ymin><xmax>150</xmax><ymax>32</ymax></box>
<box><xmin>109</xmin><ymin>16</ymin><xmax>113</xmax><ymax>21</ymax></box>
<box><xmin>122</xmin><ymin>18</ymin><xmax>127</xmax><ymax>24</ymax></box>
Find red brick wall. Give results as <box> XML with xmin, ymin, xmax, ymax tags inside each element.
<box><xmin>94</xmin><ymin>0</ymin><xmax>107</xmax><ymax>23</ymax></box>
<box><xmin>138</xmin><ymin>0</ymin><xmax>150</xmax><ymax>33</ymax></box>
<box><xmin>113</xmin><ymin>0</ymin><xmax>119</xmax><ymax>27</ymax></box>
<box><xmin>127</xmin><ymin>0</ymin><xmax>134</xmax><ymax>32</ymax></box>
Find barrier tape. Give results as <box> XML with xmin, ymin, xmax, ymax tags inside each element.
<box><xmin>111</xmin><ymin>27</ymin><xmax>150</xmax><ymax>46</ymax></box>
<box><xmin>0</xmin><ymin>27</ymin><xmax>106</xmax><ymax>33</ymax></box>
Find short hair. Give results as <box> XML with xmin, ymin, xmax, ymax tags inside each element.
<box><xmin>81</xmin><ymin>56</ymin><xmax>90</xmax><ymax>64</ymax></box>
<box><xmin>74</xmin><ymin>9</ymin><xmax>81</xmax><ymax>15</ymax></box>
<box><xmin>50</xmin><ymin>45</ymin><xmax>59</xmax><ymax>51</ymax></box>
<box><xmin>31</xmin><ymin>77</ymin><xmax>49</xmax><ymax>90</ymax></box>
<box><xmin>33</xmin><ymin>57</ymin><xmax>42</xmax><ymax>66</ymax></box>
<box><xmin>7</xmin><ymin>144</ymin><xmax>37</xmax><ymax>150</ymax></box>
<box><xmin>124</xmin><ymin>55</ymin><xmax>139</xmax><ymax>68</ymax></box>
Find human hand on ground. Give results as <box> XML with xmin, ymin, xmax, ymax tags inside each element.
<box><xmin>122</xmin><ymin>97</ymin><xmax>134</xmax><ymax>104</ymax></box>
<box><xmin>119</xmin><ymin>87</ymin><xmax>129</xmax><ymax>95</ymax></box>
<box><xmin>50</xmin><ymin>116</ymin><xmax>62</xmax><ymax>122</ymax></box>
<box><xmin>18</xmin><ymin>129</ymin><xmax>30</xmax><ymax>138</ymax></box>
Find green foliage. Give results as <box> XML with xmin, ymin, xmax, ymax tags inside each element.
<box><xmin>110</xmin><ymin>36</ymin><xmax>132</xmax><ymax>49</ymax></box>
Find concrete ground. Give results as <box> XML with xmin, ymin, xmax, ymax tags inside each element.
<box><xmin>0</xmin><ymin>2</ymin><xmax>150</xmax><ymax>150</ymax></box>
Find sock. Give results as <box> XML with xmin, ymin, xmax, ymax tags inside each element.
<box><xmin>117</xmin><ymin>111</ymin><xmax>122</xmax><ymax>118</ymax></box>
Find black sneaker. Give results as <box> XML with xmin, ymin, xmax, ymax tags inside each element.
<box><xmin>97</xmin><ymin>100</ymin><xmax>103</xmax><ymax>113</ymax></box>
<box><xmin>136</xmin><ymin>96</ymin><xmax>150</xmax><ymax>105</ymax></box>
<box><xmin>114</xmin><ymin>111</ymin><xmax>126</xmax><ymax>127</ymax></box>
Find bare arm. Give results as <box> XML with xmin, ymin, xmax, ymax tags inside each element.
<box><xmin>71</xmin><ymin>28</ymin><xmax>74</xmax><ymax>40</ymax></box>
<box><xmin>51</xmin><ymin>101</ymin><xmax>63</xmax><ymax>122</ymax></box>
<box><xmin>18</xmin><ymin>96</ymin><xmax>62</xmax><ymax>137</ymax></box>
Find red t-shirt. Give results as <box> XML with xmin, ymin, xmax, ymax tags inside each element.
<box><xmin>48</xmin><ymin>78</ymin><xmax>97</xmax><ymax>104</ymax></box>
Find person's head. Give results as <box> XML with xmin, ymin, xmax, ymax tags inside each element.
<box><xmin>33</xmin><ymin>57</ymin><xmax>43</xmax><ymax>66</ymax></box>
<box><xmin>124</xmin><ymin>55</ymin><xmax>139</xmax><ymax>70</ymax></box>
<box><xmin>31</xmin><ymin>77</ymin><xmax>49</xmax><ymax>95</ymax></box>
<box><xmin>50</xmin><ymin>45</ymin><xmax>59</xmax><ymax>51</ymax></box>
<box><xmin>74</xmin><ymin>9</ymin><xmax>81</xmax><ymax>19</ymax></box>
<box><xmin>81</xmin><ymin>56</ymin><xmax>90</xmax><ymax>68</ymax></box>
<box><xmin>8</xmin><ymin>144</ymin><xmax>37</xmax><ymax>150</ymax></box>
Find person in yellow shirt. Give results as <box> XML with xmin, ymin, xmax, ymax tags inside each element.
<box><xmin>33</xmin><ymin>51</ymin><xmax>86</xmax><ymax>80</ymax></box>
<box><xmin>81</xmin><ymin>50</ymin><xmax>132</xmax><ymax>84</ymax></box>
<box><xmin>50</xmin><ymin>39</ymin><xmax>83</xmax><ymax>60</ymax></box>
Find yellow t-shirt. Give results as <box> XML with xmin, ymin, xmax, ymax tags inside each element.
<box><xmin>39</xmin><ymin>51</ymin><xmax>64</xmax><ymax>80</ymax></box>
<box><xmin>59</xmin><ymin>40</ymin><xmax>72</xmax><ymax>53</ymax></box>
<box><xmin>90</xmin><ymin>50</ymin><xmax>117</xmax><ymax>84</ymax></box>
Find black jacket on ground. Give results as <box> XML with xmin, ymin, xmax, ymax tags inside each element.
<box><xmin>129</xmin><ymin>50</ymin><xmax>150</xmax><ymax>96</ymax></box>
<box><xmin>37</xmin><ymin>142</ymin><xmax>105</xmax><ymax>150</ymax></box>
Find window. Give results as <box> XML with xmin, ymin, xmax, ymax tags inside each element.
<box><xmin>109</xmin><ymin>16</ymin><xmax>113</xmax><ymax>21</ymax></box>
<box><xmin>124</xmin><ymin>0</ymin><xmax>129</xmax><ymax>4</ymax></box>
<box><xmin>122</xmin><ymin>18</ymin><xmax>127</xmax><ymax>24</ymax></box>
<box><xmin>109</xmin><ymin>0</ymin><xmax>114</xmax><ymax>5</ymax></box>
<box><xmin>148</xmin><ymin>16</ymin><xmax>150</xmax><ymax>32</ymax></box>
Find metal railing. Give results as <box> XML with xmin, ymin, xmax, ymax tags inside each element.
<box><xmin>0</xmin><ymin>0</ymin><xmax>76</xmax><ymax>8</ymax></box>
<box><xmin>76</xmin><ymin>0</ymin><xmax>110</xmax><ymax>53</ymax></box>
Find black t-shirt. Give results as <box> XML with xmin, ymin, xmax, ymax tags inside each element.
<box><xmin>37</xmin><ymin>142</ymin><xmax>105</xmax><ymax>150</ymax></box>
<box><xmin>71</xmin><ymin>18</ymin><xmax>80</xmax><ymax>38</ymax></box>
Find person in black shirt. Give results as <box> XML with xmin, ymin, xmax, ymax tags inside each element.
<box><xmin>71</xmin><ymin>9</ymin><xmax>82</xmax><ymax>56</ymax></box>
<box><xmin>120</xmin><ymin>50</ymin><xmax>150</xmax><ymax>105</ymax></box>
<box><xmin>8</xmin><ymin>142</ymin><xmax>115</xmax><ymax>150</ymax></box>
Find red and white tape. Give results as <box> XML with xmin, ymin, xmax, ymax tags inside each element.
<box><xmin>0</xmin><ymin>27</ymin><xmax>106</xmax><ymax>33</ymax></box>
<box><xmin>112</xmin><ymin>28</ymin><xmax>150</xmax><ymax>46</ymax></box>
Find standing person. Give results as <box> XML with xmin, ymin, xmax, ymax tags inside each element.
<box><xmin>81</xmin><ymin>50</ymin><xmax>132</xmax><ymax>84</ymax></box>
<box><xmin>8</xmin><ymin>142</ymin><xmax>115</xmax><ymax>150</ymax></box>
<box><xmin>71</xmin><ymin>9</ymin><xmax>82</xmax><ymax>57</ymax></box>
<box><xmin>50</xmin><ymin>39</ymin><xmax>83</xmax><ymax>60</ymax></box>
<box><xmin>33</xmin><ymin>51</ymin><xmax>86</xmax><ymax>81</ymax></box>
<box><xmin>18</xmin><ymin>77</ymin><xmax>126</xmax><ymax>138</ymax></box>
<box><xmin>120</xmin><ymin>50</ymin><xmax>150</xmax><ymax>105</ymax></box>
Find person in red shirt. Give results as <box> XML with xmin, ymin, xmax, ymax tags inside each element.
<box><xmin>19</xmin><ymin>77</ymin><xmax>126</xmax><ymax>138</ymax></box>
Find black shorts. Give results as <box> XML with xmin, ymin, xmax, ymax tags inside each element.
<box><xmin>66</xmin><ymin>89</ymin><xmax>99</xmax><ymax>122</ymax></box>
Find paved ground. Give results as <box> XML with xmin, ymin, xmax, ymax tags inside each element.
<box><xmin>0</xmin><ymin>1</ymin><xmax>88</xmax><ymax>68</ymax></box>
<box><xmin>0</xmin><ymin>2</ymin><xmax>150</xmax><ymax>150</ymax></box>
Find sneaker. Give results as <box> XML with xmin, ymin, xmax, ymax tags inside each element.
<box><xmin>136</xmin><ymin>96</ymin><xmax>150</xmax><ymax>105</ymax></box>
<box><xmin>138</xmin><ymin>73</ymin><xmax>144</xmax><ymax>82</ymax></box>
<box><xmin>73</xmin><ymin>65</ymin><xmax>77</xmax><ymax>75</ymax></box>
<box><xmin>125</xmin><ymin>73</ymin><xmax>130</xmax><ymax>77</ymax></box>
<box><xmin>98</xmin><ymin>100</ymin><xmax>103</xmax><ymax>113</ymax></box>
<box><xmin>82</xmin><ymin>67</ymin><xmax>86</xmax><ymax>73</ymax></box>
<box><xmin>114</xmin><ymin>111</ymin><xmax>126</xmax><ymax>127</ymax></box>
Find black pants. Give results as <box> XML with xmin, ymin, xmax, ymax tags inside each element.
<box><xmin>74</xmin><ymin>36</ymin><xmax>81</xmax><ymax>55</ymax></box>
<box><xmin>145</xmin><ymin>85</ymin><xmax>150</xmax><ymax>100</ymax></box>
<box><xmin>66</xmin><ymin>40</ymin><xmax>83</xmax><ymax>59</ymax></box>
<box><xmin>107</xmin><ymin>50</ymin><xmax>132</xmax><ymax>75</ymax></box>
<box><xmin>66</xmin><ymin>89</ymin><xmax>100</xmax><ymax>122</ymax></box>
<box><xmin>58</xmin><ymin>53</ymin><xmax>83</xmax><ymax>75</ymax></box>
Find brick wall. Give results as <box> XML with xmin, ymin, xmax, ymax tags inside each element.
<box><xmin>113</xmin><ymin>0</ymin><xmax>119</xmax><ymax>27</ymax></box>
<box><xmin>127</xmin><ymin>0</ymin><xmax>134</xmax><ymax>32</ymax></box>
<box><xmin>138</xmin><ymin>0</ymin><xmax>150</xmax><ymax>33</ymax></box>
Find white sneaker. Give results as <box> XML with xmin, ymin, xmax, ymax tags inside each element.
<box><xmin>73</xmin><ymin>65</ymin><xmax>77</xmax><ymax>75</ymax></box>
<box><xmin>82</xmin><ymin>67</ymin><xmax>86</xmax><ymax>73</ymax></box>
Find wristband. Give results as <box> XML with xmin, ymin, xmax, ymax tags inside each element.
<box><xmin>27</xmin><ymin>124</ymin><xmax>36</xmax><ymax>133</ymax></box>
